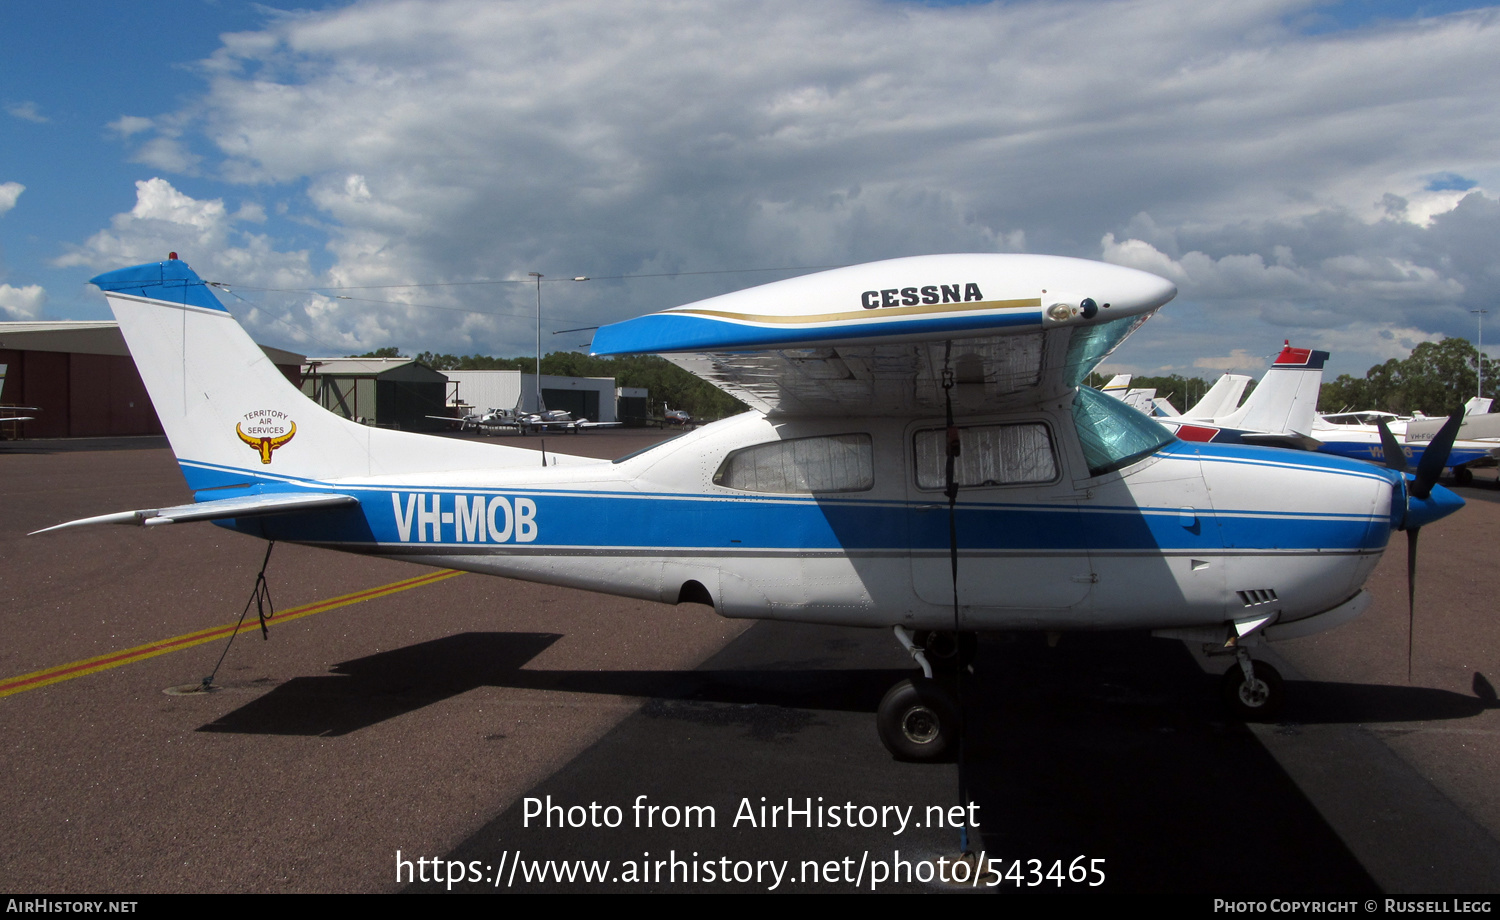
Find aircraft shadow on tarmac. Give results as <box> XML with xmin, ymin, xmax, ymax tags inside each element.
<box><xmin>196</xmin><ymin>631</ymin><xmax>563</xmax><ymax>736</ymax></box>
<box><xmin>186</xmin><ymin>616</ymin><xmax>1493</xmax><ymax>892</ymax></box>
<box><xmin>416</xmin><ymin>623</ymin><xmax>1500</xmax><ymax>894</ymax></box>
<box><xmin>195</xmin><ymin>628</ymin><xmax>1494</xmax><ymax>740</ymax></box>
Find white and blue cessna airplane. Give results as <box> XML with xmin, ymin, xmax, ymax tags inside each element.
<box><xmin>38</xmin><ymin>253</ymin><xmax>1465</xmax><ymax>761</ymax></box>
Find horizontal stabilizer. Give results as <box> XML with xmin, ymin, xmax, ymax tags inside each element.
<box><xmin>32</xmin><ymin>491</ymin><xmax>358</xmax><ymax>535</ymax></box>
<box><xmin>1239</xmin><ymin>431</ymin><xmax>1323</xmax><ymax>451</ymax></box>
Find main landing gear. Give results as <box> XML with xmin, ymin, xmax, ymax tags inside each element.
<box><xmin>878</xmin><ymin>627</ymin><xmax>974</xmax><ymax>762</ymax></box>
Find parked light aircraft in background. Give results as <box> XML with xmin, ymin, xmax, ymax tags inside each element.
<box><xmin>516</xmin><ymin>408</ymin><xmax>622</xmax><ymax>434</ymax></box>
<box><xmin>428</xmin><ymin>406</ymin><xmax>501</xmax><ymax>432</ymax></box>
<box><xmin>0</xmin><ymin>363</ymin><xmax>37</xmax><ymax>424</ymax></box>
<box><xmin>1173</xmin><ymin>373</ymin><xmax>1253</xmax><ymax>422</ymax></box>
<box><xmin>1316</xmin><ymin>399</ymin><xmax>1500</xmax><ymax>485</ymax></box>
<box><xmin>1098</xmin><ymin>375</ymin><xmax>1173</xmax><ymax>416</ymax></box>
<box><xmin>1100</xmin><ymin>371</ymin><xmax>1253</xmax><ymax>421</ymax></box>
<box><xmin>1150</xmin><ymin>343</ymin><xmax>1327</xmax><ymax>451</ymax></box>
<box><xmin>36</xmin><ymin>254</ymin><xmax>1465</xmax><ymax>760</ymax></box>
<box><xmin>431</xmin><ymin>404</ymin><xmax>622</xmax><ymax>435</ymax></box>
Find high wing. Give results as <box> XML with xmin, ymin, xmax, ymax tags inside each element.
<box><xmin>590</xmin><ymin>254</ymin><xmax>1177</xmax><ymax>415</ymax></box>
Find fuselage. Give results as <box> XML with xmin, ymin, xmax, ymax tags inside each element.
<box><xmin>215</xmin><ymin>399</ymin><xmax>1402</xmax><ymax>635</ymax></box>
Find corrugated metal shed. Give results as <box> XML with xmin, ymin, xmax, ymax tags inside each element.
<box><xmin>300</xmin><ymin>357</ymin><xmax>450</xmax><ymax>430</ymax></box>
<box><xmin>0</xmin><ymin>321</ymin><xmax>304</xmax><ymax>439</ymax></box>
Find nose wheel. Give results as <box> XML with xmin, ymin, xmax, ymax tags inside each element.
<box><xmin>1220</xmin><ymin>655</ymin><xmax>1284</xmax><ymax>721</ymax></box>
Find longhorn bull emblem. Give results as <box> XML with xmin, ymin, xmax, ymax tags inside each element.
<box><xmin>236</xmin><ymin>421</ymin><xmax>296</xmax><ymax>464</ymax></box>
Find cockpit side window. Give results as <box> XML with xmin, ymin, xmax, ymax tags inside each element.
<box><xmin>913</xmin><ymin>423</ymin><xmax>1057</xmax><ymax>490</ymax></box>
<box><xmin>1071</xmin><ymin>385</ymin><xmax>1175</xmax><ymax>476</ymax></box>
<box><xmin>714</xmin><ymin>434</ymin><xmax>874</xmax><ymax>493</ymax></box>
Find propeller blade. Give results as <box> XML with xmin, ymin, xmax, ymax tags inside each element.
<box><xmin>1377</xmin><ymin>420</ymin><xmax>1408</xmax><ymax>473</ymax></box>
<box><xmin>1413</xmin><ymin>412</ymin><xmax>1464</xmax><ymax>500</ymax></box>
<box><xmin>1393</xmin><ymin>412</ymin><xmax>1464</xmax><ymax>683</ymax></box>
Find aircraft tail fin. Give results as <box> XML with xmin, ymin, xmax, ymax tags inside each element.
<box><xmin>1183</xmin><ymin>373</ymin><xmax>1251</xmax><ymax>420</ymax></box>
<box><xmin>1120</xmin><ymin>387</ymin><xmax>1156</xmax><ymax>414</ymax></box>
<box><xmin>1219</xmin><ymin>342</ymin><xmax>1328</xmax><ymax>437</ymax></box>
<box><xmin>91</xmin><ymin>257</ymin><xmax>587</xmax><ymax>491</ymax></box>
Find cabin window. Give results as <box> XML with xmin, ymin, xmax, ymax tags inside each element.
<box><xmin>1071</xmin><ymin>384</ymin><xmax>1175</xmax><ymax>476</ymax></box>
<box><xmin>714</xmin><ymin>434</ymin><xmax>874</xmax><ymax>493</ymax></box>
<box><xmin>913</xmin><ymin>423</ymin><xmax>1057</xmax><ymax>490</ymax></box>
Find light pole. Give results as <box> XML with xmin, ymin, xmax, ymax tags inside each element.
<box><xmin>1474</xmin><ymin>308</ymin><xmax>1489</xmax><ymax>405</ymax></box>
<box><xmin>530</xmin><ymin>272</ymin><xmax>543</xmax><ymax>413</ymax></box>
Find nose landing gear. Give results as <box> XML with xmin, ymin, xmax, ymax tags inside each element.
<box><xmin>1220</xmin><ymin>651</ymin><xmax>1284</xmax><ymax>721</ymax></box>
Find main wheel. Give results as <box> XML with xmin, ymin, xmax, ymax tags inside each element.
<box><xmin>877</xmin><ymin>677</ymin><xmax>959</xmax><ymax>762</ymax></box>
<box><xmin>1454</xmin><ymin>465</ymin><xmax>1474</xmax><ymax>486</ymax></box>
<box><xmin>1220</xmin><ymin>660</ymin><xmax>1284</xmax><ymax>721</ymax></box>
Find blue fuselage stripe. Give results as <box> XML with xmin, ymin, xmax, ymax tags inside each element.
<box><xmin>208</xmin><ymin>478</ymin><xmax>1388</xmax><ymax>554</ymax></box>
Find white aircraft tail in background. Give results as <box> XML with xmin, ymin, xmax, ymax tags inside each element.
<box><xmin>1157</xmin><ymin>343</ymin><xmax>1327</xmax><ymax>450</ymax></box>
<box><xmin>1182</xmin><ymin>373</ymin><xmax>1252</xmax><ymax>420</ymax></box>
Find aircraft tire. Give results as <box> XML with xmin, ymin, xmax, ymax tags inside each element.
<box><xmin>1454</xmin><ymin>466</ymin><xmax>1474</xmax><ymax>486</ymax></box>
<box><xmin>1220</xmin><ymin>660</ymin><xmax>1284</xmax><ymax>721</ymax></box>
<box><xmin>877</xmin><ymin>678</ymin><xmax>959</xmax><ymax>762</ymax></box>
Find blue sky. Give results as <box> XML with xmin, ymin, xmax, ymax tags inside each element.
<box><xmin>3</xmin><ymin>0</ymin><xmax>1500</xmax><ymax>379</ymax></box>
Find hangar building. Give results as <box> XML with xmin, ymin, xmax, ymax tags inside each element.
<box><xmin>443</xmin><ymin>369</ymin><xmax>626</xmax><ymax>423</ymax></box>
<box><xmin>300</xmin><ymin>357</ymin><xmax>451</xmax><ymax>431</ymax></box>
<box><xmin>0</xmin><ymin>321</ymin><xmax>304</xmax><ymax>439</ymax></box>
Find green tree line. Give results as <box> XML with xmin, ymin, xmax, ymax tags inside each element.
<box><xmin>1316</xmin><ymin>338</ymin><xmax>1496</xmax><ymax>417</ymax></box>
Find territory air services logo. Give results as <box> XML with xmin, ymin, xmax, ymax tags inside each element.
<box><xmin>237</xmin><ymin>409</ymin><xmax>296</xmax><ymax>464</ymax></box>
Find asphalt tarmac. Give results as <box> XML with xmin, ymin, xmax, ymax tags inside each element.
<box><xmin>2</xmin><ymin>430</ymin><xmax>1498</xmax><ymax>894</ymax></box>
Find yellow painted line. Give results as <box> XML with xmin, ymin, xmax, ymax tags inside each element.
<box><xmin>0</xmin><ymin>568</ymin><xmax>465</xmax><ymax>698</ymax></box>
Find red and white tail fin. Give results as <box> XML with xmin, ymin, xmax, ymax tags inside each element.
<box><xmin>1218</xmin><ymin>342</ymin><xmax>1328</xmax><ymax>436</ymax></box>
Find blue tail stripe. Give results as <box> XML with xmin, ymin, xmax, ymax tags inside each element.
<box><xmin>89</xmin><ymin>258</ymin><xmax>227</xmax><ymax>313</ymax></box>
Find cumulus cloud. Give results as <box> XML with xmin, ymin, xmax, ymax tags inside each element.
<box><xmin>107</xmin><ymin>116</ymin><xmax>155</xmax><ymax>138</ymax></box>
<box><xmin>0</xmin><ymin>182</ymin><xmax>22</xmax><ymax>217</ymax></box>
<box><xmin>0</xmin><ymin>284</ymin><xmax>46</xmax><ymax>320</ymax></box>
<box><xmin>132</xmin><ymin>137</ymin><xmax>204</xmax><ymax>174</ymax></box>
<box><xmin>5</xmin><ymin>101</ymin><xmax>47</xmax><ymax>123</ymax></box>
<box><xmin>57</xmin><ymin>0</ymin><xmax>1500</xmax><ymax>366</ymax></box>
<box><xmin>1193</xmin><ymin>349</ymin><xmax>1271</xmax><ymax>374</ymax></box>
<box><xmin>52</xmin><ymin>178</ymin><xmax>336</xmax><ymax>344</ymax></box>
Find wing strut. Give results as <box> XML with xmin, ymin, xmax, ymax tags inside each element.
<box><xmin>941</xmin><ymin>343</ymin><xmax>973</xmax><ymax>856</ymax></box>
